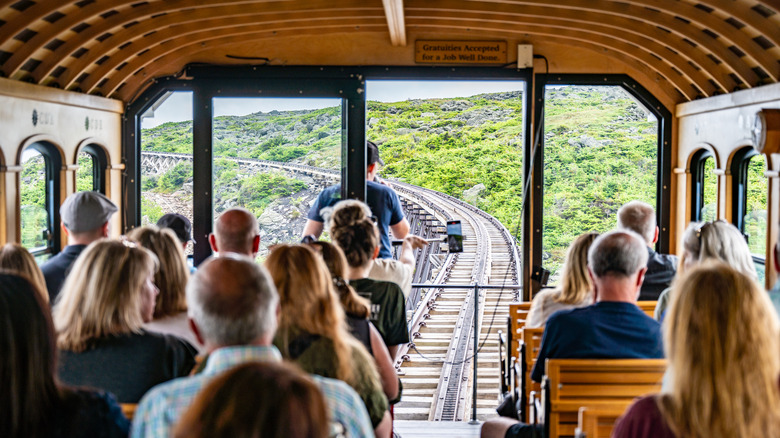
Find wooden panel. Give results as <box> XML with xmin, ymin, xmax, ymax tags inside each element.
<box><xmin>577</xmin><ymin>405</ymin><xmax>631</xmax><ymax>438</ymax></box>
<box><xmin>509</xmin><ymin>302</ymin><xmax>532</xmax><ymax>360</ymax></box>
<box><xmin>636</xmin><ymin>301</ymin><xmax>657</xmax><ymax>318</ymax></box>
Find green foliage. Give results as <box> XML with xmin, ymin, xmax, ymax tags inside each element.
<box><xmin>236</xmin><ymin>172</ymin><xmax>307</xmax><ymax>217</ymax></box>
<box><xmin>141</xmin><ymin>197</ymin><xmax>164</xmax><ymax>225</ymax></box>
<box><xmin>76</xmin><ymin>152</ymin><xmax>94</xmax><ymax>192</ymax></box>
<box><xmin>158</xmin><ymin>161</ymin><xmax>193</xmax><ymax>193</ymax></box>
<box><xmin>20</xmin><ymin>154</ymin><xmax>47</xmax><ymax>249</ymax></box>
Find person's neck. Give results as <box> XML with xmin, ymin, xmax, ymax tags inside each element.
<box><xmin>347</xmin><ymin>262</ymin><xmax>372</xmax><ymax>280</ymax></box>
<box><xmin>208</xmin><ymin>338</ymin><xmax>273</xmax><ymax>353</ymax></box>
<box><xmin>594</xmin><ymin>275</ymin><xmax>638</xmax><ymax>304</ymax></box>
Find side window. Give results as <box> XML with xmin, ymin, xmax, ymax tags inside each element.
<box><xmin>20</xmin><ymin>143</ymin><xmax>62</xmax><ymax>261</ymax></box>
<box><xmin>76</xmin><ymin>145</ymin><xmax>107</xmax><ymax>193</ymax></box>
<box><xmin>731</xmin><ymin>147</ymin><xmax>767</xmax><ymax>283</ymax></box>
<box><xmin>690</xmin><ymin>149</ymin><xmax>717</xmax><ymax>222</ymax></box>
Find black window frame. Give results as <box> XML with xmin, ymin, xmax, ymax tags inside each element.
<box><xmin>77</xmin><ymin>144</ymin><xmax>108</xmax><ymax>194</ymax></box>
<box><xmin>730</xmin><ymin>146</ymin><xmax>766</xmax><ymax>267</ymax></box>
<box><xmin>21</xmin><ymin>141</ymin><xmax>62</xmax><ymax>257</ymax></box>
<box><xmin>689</xmin><ymin>148</ymin><xmax>714</xmax><ymax>223</ymax></box>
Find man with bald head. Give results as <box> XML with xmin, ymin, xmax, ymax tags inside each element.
<box><xmin>482</xmin><ymin>231</ymin><xmax>663</xmax><ymax>438</ymax></box>
<box><xmin>131</xmin><ymin>254</ymin><xmax>373</xmax><ymax>437</ymax></box>
<box><xmin>208</xmin><ymin>207</ymin><xmax>260</xmax><ymax>257</ymax></box>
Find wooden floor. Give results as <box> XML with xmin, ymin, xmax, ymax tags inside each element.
<box><xmin>394</xmin><ymin>420</ymin><xmax>482</xmax><ymax>437</ymax></box>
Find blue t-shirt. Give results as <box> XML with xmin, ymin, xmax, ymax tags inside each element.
<box><xmin>531</xmin><ymin>301</ymin><xmax>664</xmax><ymax>382</ymax></box>
<box><xmin>307</xmin><ymin>181</ymin><xmax>405</xmax><ymax>259</ymax></box>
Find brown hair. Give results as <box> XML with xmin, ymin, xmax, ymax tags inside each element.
<box><xmin>0</xmin><ymin>274</ymin><xmax>59</xmax><ymax>437</ymax></box>
<box><xmin>127</xmin><ymin>226</ymin><xmax>189</xmax><ymax>318</ymax></box>
<box><xmin>0</xmin><ymin>243</ymin><xmax>48</xmax><ymax>304</ymax></box>
<box><xmin>174</xmin><ymin>361</ymin><xmax>328</xmax><ymax>438</ymax></box>
<box><xmin>659</xmin><ymin>261</ymin><xmax>780</xmax><ymax>437</ymax></box>
<box><xmin>54</xmin><ymin>239</ymin><xmax>158</xmax><ymax>352</ymax></box>
<box><xmin>264</xmin><ymin>244</ymin><xmax>355</xmax><ymax>383</ymax></box>
<box><xmin>555</xmin><ymin>232</ymin><xmax>598</xmax><ymax>304</ymax></box>
<box><xmin>329</xmin><ymin>200</ymin><xmax>380</xmax><ymax>268</ymax></box>
<box><xmin>307</xmin><ymin>240</ymin><xmax>370</xmax><ymax>319</ymax></box>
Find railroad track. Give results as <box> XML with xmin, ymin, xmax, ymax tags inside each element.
<box><xmin>141</xmin><ymin>152</ymin><xmax>522</xmax><ymax>421</ymax></box>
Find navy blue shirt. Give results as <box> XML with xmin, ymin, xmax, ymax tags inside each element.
<box><xmin>308</xmin><ymin>181</ymin><xmax>405</xmax><ymax>259</ymax></box>
<box><xmin>531</xmin><ymin>301</ymin><xmax>663</xmax><ymax>382</ymax></box>
<box><xmin>41</xmin><ymin>244</ymin><xmax>87</xmax><ymax>303</ymax></box>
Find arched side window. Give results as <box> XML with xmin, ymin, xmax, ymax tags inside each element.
<box><xmin>689</xmin><ymin>149</ymin><xmax>717</xmax><ymax>222</ymax></box>
<box><xmin>730</xmin><ymin>146</ymin><xmax>767</xmax><ymax>282</ymax></box>
<box><xmin>20</xmin><ymin>142</ymin><xmax>62</xmax><ymax>260</ymax></box>
<box><xmin>76</xmin><ymin>144</ymin><xmax>108</xmax><ymax>193</ymax></box>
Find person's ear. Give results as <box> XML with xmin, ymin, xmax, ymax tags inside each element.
<box><xmin>588</xmin><ymin>267</ymin><xmax>599</xmax><ymax>301</ymax></box>
<box><xmin>208</xmin><ymin>233</ymin><xmax>218</xmax><ymax>252</ymax></box>
<box><xmin>372</xmin><ymin>245</ymin><xmax>380</xmax><ymax>260</ymax></box>
<box><xmin>774</xmin><ymin>243</ymin><xmax>780</xmax><ymax>273</ymax></box>
<box><xmin>367</xmin><ymin>163</ymin><xmax>377</xmax><ymax>176</ymax></box>
<box><xmin>652</xmin><ymin>226</ymin><xmax>659</xmax><ymax>245</ymax></box>
<box><xmin>61</xmin><ymin>222</ymin><xmax>70</xmax><ymax>237</ymax></box>
<box><xmin>189</xmin><ymin>318</ymin><xmax>205</xmax><ymax>346</ymax></box>
<box><xmin>252</xmin><ymin>235</ymin><xmax>261</xmax><ymax>254</ymax></box>
<box><xmin>101</xmin><ymin>222</ymin><xmax>110</xmax><ymax>238</ymax></box>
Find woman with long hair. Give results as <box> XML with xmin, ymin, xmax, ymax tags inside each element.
<box><xmin>614</xmin><ymin>261</ymin><xmax>780</xmax><ymax>437</ymax></box>
<box><xmin>329</xmin><ymin>200</ymin><xmax>409</xmax><ymax>359</ymax></box>
<box><xmin>525</xmin><ymin>232</ymin><xmax>599</xmax><ymax>328</ymax></box>
<box><xmin>0</xmin><ymin>273</ymin><xmax>129</xmax><ymax>437</ymax></box>
<box><xmin>307</xmin><ymin>240</ymin><xmax>400</xmax><ymax>402</ymax></box>
<box><xmin>654</xmin><ymin>219</ymin><xmax>757</xmax><ymax>319</ymax></box>
<box><xmin>265</xmin><ymin>244</ymin><xmax>391</xmax><ymax>437</ymax></box>
<box><xmin>174</xmin><ymin>361</ymin><xmax>329</xmax><ymax>438</ymax></box>
<box><xmin>127</xmin><ymin>225</ymin><xmax>200</xmax><ymax>350</ymax></box>
<box><xmin>0</xmin><ymin>243</ymin><xmax>48</xmax><ymax>304</ymax></box>
<box><xmin>55</xmin><ymin>239</ymin><xmax>196</xmax><ymax>403</ymax></box>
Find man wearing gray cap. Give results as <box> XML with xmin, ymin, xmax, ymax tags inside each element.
<box><xmin>41</xmin><ymin>191</ymin><xmax>118</xmax><ymax>302</ymax></box>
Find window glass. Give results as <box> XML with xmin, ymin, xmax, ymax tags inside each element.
<box><xmin>744</xmin><ymin>154</ymin><xmax>767</xmax><ymax>259</ymax></box>
<box><xmin>543</xmin><ymin>85</ymin><xmax>658</xmax><ymax>284</ymax></box>
<box><xmin>140</xmin><ymin>92</ymin><xmax>194</xmax><ymax>255</ymax></box>
<box><xmin>76</xmin><ymin>151</ymin><xmax>95</xmax><ymax>192</ymax></box>
<box><xmin>20</xmin><ymin>148</ymin><xmax>50</xmax><ymax>257</ymax></box>
<box><xmin>700</xmin><ymin>156</ymin><xmax>717</xmax><ymax>222</ymax></box>
<box><xmin>212</xmin><ymin>97</ymin><xmax>342</xmax><ymax>258</ymax></box>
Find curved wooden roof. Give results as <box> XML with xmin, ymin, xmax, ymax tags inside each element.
<box><xmin>1</xmin><ymin>0</ymin><xmax>779</xmax><ymax>105</ymax></box>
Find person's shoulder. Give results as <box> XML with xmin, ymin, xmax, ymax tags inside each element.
<box><xmin>312</xmin><ymin>374</ymin><xmax>362</xmax><ymax>402</ymax></box>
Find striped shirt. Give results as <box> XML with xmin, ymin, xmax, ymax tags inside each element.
<box><xmin>131</xmin><ymin>345</ymin><xmax>373</xmax><ymax>437</ymax></box>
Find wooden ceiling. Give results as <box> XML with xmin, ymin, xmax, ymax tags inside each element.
<box><xmin>1</xmin><ymin>0</ymin><xmax>779</xmax><ymax>105</ymax></box>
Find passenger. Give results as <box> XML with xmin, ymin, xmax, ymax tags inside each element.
<box><xmin>0</xmin><ymin>273</ymin><xmax>129</xmax><ymax>437</ymax></box>
<box><xmin>308</xmin><ymin>240</ymin><xmax>401</xmax><ymax>402</ymax></box>
<box><xmin>327</xmin><ymin>199</ymin><xmax>428</xmax><ymax>298</ymax></box>
<box><xmin>329</xmin><ymin>201</ymin><xmax>410</xmax><ymax>359</ymax></box>
<box><xmin>156</xmin><ymin>212</ymin><xmax>196</xmax><ymax>273</ymax></box>
<box><xmin>0</xmin><ymin>242</ymin><xmax>48</xmax><ymax>304</ymax></box>
<box><xmin>613</xmin><ymin>262</ymin><xmax>780</xmax><ymax>437</ymax></box>
<box><xmin>525</xmin><ymin>232</ymin><xmax>598</xmax><ymax>328</ymax></box>
<box><xmin>132</xmin><ymin>254</ymin><xmax>373</xmax><ymax>438</ymax></box>
<box><xmin>617</xmin><ymin>200</ymin><xmax>678</xmax><ymax>301</ymax></box>
<box><xmin>55</xmin><ymin>239</ymin><xmax>196</xmax><ymax>403</ymax></box>
<box><xmin>265</xmin><ymin>244</ymin><xmax>391</xmax><ymax>437</ymax></box>
<box><xmin>303</xmin><ymin>140</ymin><xmax>411</xmax><ymax>259</ymax></box>
<box><xmin>41</xmin><ymin>191</ymin><xmax>117</xmax><ymax>303</ymax></box>
<box><xmin>481</xmin><ymin>230</ymin><xmax>663</xmax><ymax>438</ymax></box>
<box><xmin>208</xmin><ymin>207</ymin><xmax>260</xmax><ymax>257</ymax></box>
<box><xmin>654</xmin><ymin>220</ymin><xmax>757</xmax><ymax>320</ymax></box>
<box><xmin>173</xmin><ymin>361</ymin><xmax>329</xmax><ymax>438</ymax></box>
<box><xmin>128</xmin><ymin>225</ymin><xmax>201</xmax><ymax>352</ymax></box>
<box><xmin>768</xmin><ymin>228</ymin><xmax>780</xmax><ymax>316</ymax></box>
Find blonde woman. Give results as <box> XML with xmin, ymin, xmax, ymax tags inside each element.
<box><xmin>55</xmin><ymin>239</ymin><xmax>197</xmax><ymax>403</ymax></box>
<box><xmin>265</xmin><ymin>244</ymin><xmax>391</xmax><ymax>438</ymax></box>
<box><xmin>127</xmin><ymin>225</ymin><xmax>200</xmax><ymax>351</ymax></box>
<box><xmin>654</xmin><ymin>220</ymin><xmax>757</xmax><ymax>320</ymax></box>
<box><xmin>525</xmin><ymin>232</ymin><xmax>598</xmax><ymax>328</ymax></box>
<box><xmin>614</xmin><ymin>261</ymin><xmax>780</xmax><ymax>437</ymax></box>
<box><xmin>0</xmin><ymin>243</ymin><xmax>48</xmax><ymax>304</ymax></box>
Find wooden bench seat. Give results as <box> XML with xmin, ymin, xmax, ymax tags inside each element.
<box><xmin>636</xmin><ymin>301</ymin><xmax>657</xmax><ymax>318</ymax></box>
<box><xmin>575</xmin><ymin>405</ymin><xmax>632</xmax><ymax>438</ymax></box>
<box><xmin>542</xmin><ymin>358</ymin><xmax>666</xmax><ymax>438</ymax></box>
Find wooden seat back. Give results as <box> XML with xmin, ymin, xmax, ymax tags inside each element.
<box><xmin>574</xmin><ymin>405</ymin><xmax>632</xmax><ymax>438</ymax></box>
<box><xmin>636</xmin><ymin>301</ymin><xmax>657</xmax><ymax>318</ymax></box>
<box><xmin>509</xmin><ymin>302</ymin><xmax>532</xmax><ymax>358</ymax></box>
<box><xmin>543</xmin><ymin>358</ymin><xmax>666</xmax><ymax>438</ymax></box>
<box><xmin>521</xmin><ymin>326</ymin><xmax>544</xmax><ymax>422</ymax></box>
<box><xmin>121</xmin><ymin>403</ymin><xmax>137</xmax><ymax>421</ymax></box>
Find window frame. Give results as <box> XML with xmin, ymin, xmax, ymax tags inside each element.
<box><xmin>689</xmin><ymin>148</ymin><xmax>714</xmax><ymax>223</ymax></box>
<box><xmin>21</xmin><ymin>142</ymin><xmax>62</xmax><ymax>257</ymax></box>
<box><xmin>730</xmin><ymin>146</ymin><xmax>766</xmax><ymax>269</ymax></box>
<box><xmin>77</xmin><ymin>144</ymin><xmax>108</xmax><ymax>194</ymax></box>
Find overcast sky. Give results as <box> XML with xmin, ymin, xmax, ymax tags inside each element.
<box><xmin>141</xmin><ymin>80</ymin><xmax>526</xmax><ymax>128</ymax></box>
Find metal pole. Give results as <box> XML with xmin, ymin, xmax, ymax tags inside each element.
<box><xmin>470</xmin><ymin>283</ymin><xmax>480</xmax><ymax>424</ymax></box>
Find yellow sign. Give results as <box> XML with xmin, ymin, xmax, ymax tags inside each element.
<box><xmin>415</xmin><ymin>40</ymin><xmax>507</xmax><ymax>64</ymax></box>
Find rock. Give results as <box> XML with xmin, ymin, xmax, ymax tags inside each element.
<box><xmin>463</xmin><ymin>183</ymin><xmax>486</xmax><ymax>205</ymax></box>
<box><xmin>421</xmin><ymin>112</ymin><xmax>436</xmax><ymax>118</ymax></box>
